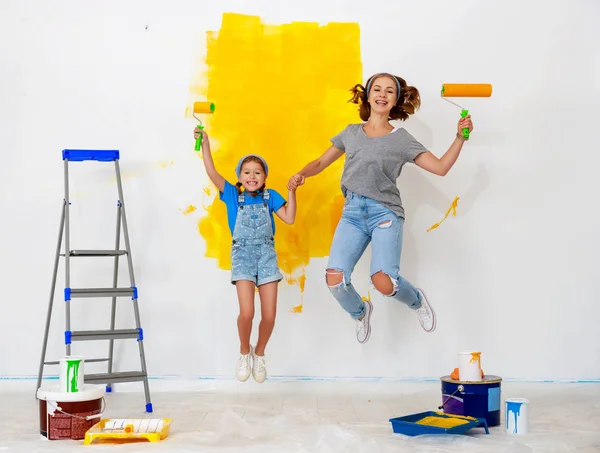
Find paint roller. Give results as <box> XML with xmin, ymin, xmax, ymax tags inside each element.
<box><xmin>193</xmin><ymin>101</ymin><xmax>216</xmax><ymax>150</ymax></box>
<box><xmin>440</xmin><ymin>83</ymin><xmax>492</xmax><ymax>139</ymax></box>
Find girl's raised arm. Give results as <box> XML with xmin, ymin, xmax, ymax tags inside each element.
<box><xmin>195</xmin><ymin>127</ymin><xmax>225</xmax><ymax>192</ymax></box>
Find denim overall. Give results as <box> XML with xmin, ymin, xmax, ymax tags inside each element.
<box><xmin>230</xmin><ymin>190</ymin><xmax>282</xmax><ymax>286</ymax></box>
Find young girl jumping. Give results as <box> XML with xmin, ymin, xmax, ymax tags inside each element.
<box><xmin>194</xmin><ymin>127</ymin><xmax>297</xmax><ymax>383</ymax></box>
<box><xmin>288</xmin><ymin>72</ymin><xmax>473</xmax><ymax>343</ymax></box>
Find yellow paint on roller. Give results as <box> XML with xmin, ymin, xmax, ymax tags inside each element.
<box><xmin>193</xmin><ymin>102</ymin><xmax>216</xmax><ymax>114</ymax></box>
<box><xmin>188</xmin><ymin>13</ymin><xmax>362</xmax><ymax>301</ymax></box>
<box><xmin>441</xmin><ymin>83</ymin><xmax>492</xmax><ymax>97</ymax></box>
<box><xmin>427</xmin><ymin>196</ymin><xmax>459</xmax><ymax>232</ymax></box>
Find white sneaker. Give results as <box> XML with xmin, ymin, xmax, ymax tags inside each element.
<box><xmin>252</xmin><ymin>348</ymin><xmax>267</xmax><ymax>383</ymax></box>
<box><xmin>236</xmin><ymin>348</ymin><xmax>252</xmax><ymax>382</ymax></box>
<box><xmin>356</xmin><ymin>298</ymin><xmax>373</xmax><ymax>343</ymax></box>
<box><xmin>415</xmin><ymin>288</ymin><xmax>436</xmax><ymax>332</ymax></box>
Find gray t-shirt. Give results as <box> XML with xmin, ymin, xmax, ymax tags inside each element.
<box><xmin>330</xmin><ymin>123</ymin><xmax>429</xmax><ymax>218</ymax></box>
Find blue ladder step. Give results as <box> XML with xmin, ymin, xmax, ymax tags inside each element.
<box><xmin>84</xmin><ymin>371</ymin><xmax>147</xmax><ymax>384</ymax></box>
<box><xmin>44</xmin><ymin>358</ymin><xmax>109</xmax><ymax>365</ymax></box>
<box><xmin>68</xmin><ymin>329</ymin><xmax>142</xmax><ymax>341</ymax></box>
<box><xmin>62</xmin><ymin>149</ymin><xmax>119</xmax><ymax>162</ymax></box>
<box><xmin>67</xmin><ymin>250</ymin><xmax>128</xmax><ymax>257</ymax></box>
<box><xmin>64</xmin><ymin>287</ymin><xmax>138</xmax><ymax>299</ymax></box>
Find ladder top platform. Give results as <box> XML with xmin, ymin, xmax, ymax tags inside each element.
<box><xmin>62</xmin><ymin>149</ymin><xmax>120</xmax><ymax>162</ymax></box>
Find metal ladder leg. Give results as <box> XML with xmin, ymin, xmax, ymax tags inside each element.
<box><xmin>114</xmin><ymin>159</ymin><xmax>152</xmax><ymax>412</ymax></box>
<box><xmin>106</xmin><ymin>200</ymin><xmax>122</xmax><ymax>394</ymax></box>
<box><xmin>36</xmin><ymin>200</ymin><xmax>66</xmax><ymax>395</ymax></box>
<box><xmin>64</xmin><ymin>158</ymin><xmax>72</xmax><ymax>357</ymax></box>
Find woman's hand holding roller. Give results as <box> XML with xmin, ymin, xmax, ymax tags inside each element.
<box><xmin>457</xmin><ymin>115</ymin><xmax>473</xmax><ymax>138</ymax></box>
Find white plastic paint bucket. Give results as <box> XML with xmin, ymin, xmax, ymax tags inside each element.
<box><xmin>458</xmin><ymin>352</ymin><xmax>482</xmax><ymax>382</ymax></box>
<box><xmin>37</xmin><ymin>384</ymin><xmax>105</xmax><ymax>440</ymax></box>
<box><xmin>59</xmin><ymin>356</ymin><xmax>85</xmax><ymax>393</ymax></box>
<box><xmin>505</xmin><ymin>398</ymin><xmax>529</xmax><ymax>434</ymax></box>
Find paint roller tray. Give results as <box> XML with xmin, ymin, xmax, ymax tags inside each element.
<box><xmin>84</xmin><ymin>418</ymin><xmax>172</xmax><ymax>445</ymax></box>
<box><xmin>389</xmin><ymin>411</ymin><xmax>489</xmax><ymax>436</ymax></box>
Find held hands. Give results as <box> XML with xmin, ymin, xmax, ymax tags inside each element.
<box><xmin>287</xmin><ymin>174</ymin><xmax>305</xmax><ymax>191</ymax></box>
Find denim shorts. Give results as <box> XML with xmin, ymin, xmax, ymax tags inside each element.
<box><xmin>231</xmin><ymin>238</ymin><xmax>283</xmax><ymax>286</ymax></box>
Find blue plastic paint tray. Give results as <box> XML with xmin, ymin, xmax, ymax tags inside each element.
<box><xmin>389</xmin><ymin>411</ymin><xmax>489</xmax><ymax>436</ymax></box>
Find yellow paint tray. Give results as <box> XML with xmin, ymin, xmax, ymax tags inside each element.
<box><xmin>84</xmin><ymin>418</ymin><xmax>172</xmax><ymax>445</ymax></box>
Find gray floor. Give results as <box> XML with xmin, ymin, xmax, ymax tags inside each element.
<box><xmin>2</xmin><ymin>379</ymin><xmax>599</xmax><ymax>452</ymax></box>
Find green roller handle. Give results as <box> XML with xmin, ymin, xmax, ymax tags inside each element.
<box><xmin>460</xmin><ymin>109</ymin><xmax>469</xmax><ymax>139</ymax></box>
<box><xmin>194</xmin><ymin>125</ymin><xmax>204</xmax><ymax>151</ymax></box>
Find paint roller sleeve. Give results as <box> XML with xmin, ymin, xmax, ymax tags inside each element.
<box><xmin>193</xmin><ymin>102</ymin><xmax>216</xmax><ymax>150</ymax></box>
<box><xmin>193</xmin><ymin>102</ymin><xmax>216</xmax><ymax>114</ymax></box>
<box><xmin>441</xmin><ymin>84</ymin><xmax>492</xmax><ymax>97</ymax></box>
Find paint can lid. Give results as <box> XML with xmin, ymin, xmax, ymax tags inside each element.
<box><xmin>440</xmin><ymin>374</ymin><xmax>502</xmax><ymax>384</ymax></box>
<box><xmin>36</xmin><ymin>384</ymin><xmax>105</xmax><ymax>402</ymax></box>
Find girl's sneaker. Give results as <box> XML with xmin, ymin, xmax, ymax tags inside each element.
<box><xmin>236</xmin><ymin>348</ymin><xmax>252</xmax><ymax>382</ymax></box>
<box><xmin>252</xmin><ymin>348</ymin><xmax>267</xmax><ymax>383</ymax></box>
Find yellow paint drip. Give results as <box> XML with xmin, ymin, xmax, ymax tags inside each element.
<box><xmin>427</xmin><ymin>196</ymin><xmax>459</xmax><ymax>232</ymax></box>
<box><xmin>187</xmin><ymin>13</ymin><xmax>363</xmax><ymax>302</ymax></box>
<box><xmin>470</xmin><ymin>352</ymin><xmax>481</xmax><ymax>366</ymax></box>
<box><xmin>287</xmin><ymin>269</ymin><xmax>307</xmax><ymax>312</ymax></box>
<box><xmin>182</xmin><ymin>205</ymin><xmax>197</xmax><ymax>215</ymax></box>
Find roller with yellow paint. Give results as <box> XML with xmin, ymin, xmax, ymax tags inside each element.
<box><xmin>440</xmin><ymin>83</ymin><xmax>492</xmax><ymax>139</ymax></box>
<box><xmin>193</xmin><ymin>101</ymin><xmax>216</xmax><ymax>151</ymax></box>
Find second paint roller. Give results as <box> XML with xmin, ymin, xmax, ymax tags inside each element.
<box><xmin>193</xmin><ymin>102</ymin><xmax>216</xmax><ymax>150</ymax></box>
<box><xmin>441</xmin><ymin>84</ymin><xmax>492</xmax><ymax>139</ymax></box>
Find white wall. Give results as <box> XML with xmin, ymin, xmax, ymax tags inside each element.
<box><xmin>1</xmin><ymin>0</ymin><xmax>599</xmax><ymax>381</ymax></box>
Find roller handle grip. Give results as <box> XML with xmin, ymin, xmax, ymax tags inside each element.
<box><xmin>460</xmin><ymin>110</ymin><xmax>470</xmax><ymax>139</ymax></box>
<box><xmin>194</xmin><ymin>126</ymin><xmax>204</xmax><ymax>151</ymax></box>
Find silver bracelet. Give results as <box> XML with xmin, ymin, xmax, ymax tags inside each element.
<box><xmin>456</xmin><ymin>132</ymin><xmax>469</xmax><ymax>141</ymax></box>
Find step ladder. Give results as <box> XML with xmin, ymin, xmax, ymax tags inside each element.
<box><xmin>37</xmin><ymin>149</ymin><xmax>152</xmax><ymax>413</ymax></box>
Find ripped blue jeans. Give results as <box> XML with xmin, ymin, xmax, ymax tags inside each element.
<box><xmin>326</xmin><ymin>191</ymin><xmax>422</xmax><ymax>319</ymax></box>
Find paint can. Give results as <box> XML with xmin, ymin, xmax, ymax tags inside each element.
<box><xmin>458</xmin><ymin>351</ymin><xmax>482</xmax><ymax>382</ymax></box>
<box><xmin>59</xmin><ymin>355</ymin><xmax>84</xmax><ymax>393</ymax></box>
<box><xmin>505</xmin><ymin>398</ymin><xmax>529</xmax><ymax>434</ymax></box>
<box><xmin>440</xmin><ymin>375</ymin><xmax>502</xmax><ymax>427</ymax></box>
<box><xmin>37</xmin><ymin>384</ymin><xmax>105</xmax><ymax>440</ymax></box>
